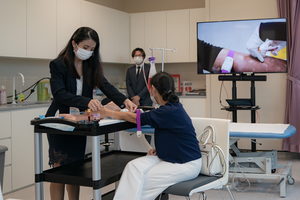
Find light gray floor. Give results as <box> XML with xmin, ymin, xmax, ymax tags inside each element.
<box><xmin>3</xmin><ymin>151</ymin><xmax>300</xmax><ymax>200</ymax></box>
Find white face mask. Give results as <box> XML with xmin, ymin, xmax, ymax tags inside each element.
<box><xmin>150</xmin><ymin>87</ymin><xmax>158</xmax><ymax>105</ymax></box>
<box><xmin>133</xmin><ymin>56</ymin><xmax>144</xmax><ymax>65</ymax></box>
<box><xmin>74</xmin><ymin>44</ymin><xmax>93</xmax><ymax>60</ymax></box>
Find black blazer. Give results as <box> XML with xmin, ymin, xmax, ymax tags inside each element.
<box><xmin>126</xmin><ymin>63</ymin><xmax>152</xmax><ymax>106</ymax></box>
<box><xmin>46</xmin><ymin>57</ymin><xmax>127</xmax><ymax>116</ymax></box>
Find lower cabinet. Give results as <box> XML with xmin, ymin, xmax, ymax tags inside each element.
<box><xmin>10</xmin><ymin>107</ymin><xmax>49</xmax><ymax>192</ymax></box>
<box><xmin>179</xmin><ymin>97</ymin><xmax>206</xmax><ymax>118</ymax></box>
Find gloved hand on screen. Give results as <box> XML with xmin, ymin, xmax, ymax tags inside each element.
<box><xmin>259</xmin><ymin>39</ymin><xmax>286</xmax><ymax>56</ymax></box>
<box><xmin>246</xmin><ymin>26</ymin><xmax>265</xmax><ymax>62</ymax></box>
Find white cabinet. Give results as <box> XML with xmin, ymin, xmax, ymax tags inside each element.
<box><xmin>131</xmin><ymin>9</ymin><xmax>206</xmax><ymax>63</ymax></box>
<box><xmin>0</xmin><ymin>0</ymin><xmax>26</xmax><ymax>58</ymax></box>
<box><xmin>101</xmin><ymin>7</ymin><xmax>130</xmax><ymax>63</ymax></box>
<box><xmin>166</xmin><ymin>10</ymin><xmax>190</xmax><ymax>63</ymax></box>
<box><xmin>82</xmin><ymin>1</ymin><xmax>103</xmax><ymax>54</ymax></box>
<box><xmin>130</xmin><ymin>13</ymin><xmax>145</xmax><ymax>64</ymax></box>
<box><xmin>11</xmin><ymin>107</ymin><xmax>48</xmax><ymax>190</ymax></box>
<box><xmin>0</xmin><ymin>111</ymin><xmax>11</xmax><ymax>139</ymax></box>
<box><xmin>180</xmin><ymin>97</ymin><xmax>206</xmax><ymax>118</ymax></box>
<box><xmin>27</xmin><ymin>0</ymin><xmax>57</xmax><ymax>59</ymax></box>
<box><xmin>0</xmin><ymin>139</ymin><xmax>11</xmax><ymax>167</ymax></box>
<box><xmin>3</xmin><ymin>166</ymin><xmax>11</xmax><ymax>194</ymax></box>
<box><xmin>145</xmin><ymin>11</ymin><xmax>167</xmax><ymax>63</ymax></box>
<box><xmin>119</xmin><ymin>11</ymin><xmax>130</xmax><ymax>63</ymax></box>
<box><xmin>82</xmin><ymin>2</ymin><xmax>130</xmax><ymax>63</ymax></box>
<box><xmin>190</xmin><ymin>8</ymin><xmax>206</xmax><ymax>62</ymax></box>
<box><xmin>57</xmin><ymin>0</ymin><xmax>82</xmax><ymax>55</ymax></box>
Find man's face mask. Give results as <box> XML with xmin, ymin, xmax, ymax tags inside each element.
<box><xmin>134</xmin><ymin>56</ymin><xmax>144</xmax><ymax>65</ymax></box>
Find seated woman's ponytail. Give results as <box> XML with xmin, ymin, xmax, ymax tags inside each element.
<box><xmin>150</xmin><ymin>72</ymin><xmax>179</xmax><ymax>103</ymax></box>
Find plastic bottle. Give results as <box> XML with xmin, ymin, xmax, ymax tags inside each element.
<box><xmin>19</xmin><ymin>89</ymin><xmax>24</xmax><ymax>102</ymax></box>
<box><xmin>0</xmin><ymin>84</ymin><xmax>7</xmax><ymax>105</ymax></box>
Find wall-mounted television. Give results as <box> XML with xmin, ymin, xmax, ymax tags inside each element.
<box><xmin>197</xmin><ymin>18</ymin><xmax>287</xmax><ymax>74</ymax></box>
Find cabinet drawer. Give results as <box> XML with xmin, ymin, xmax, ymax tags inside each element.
<box><xmin>0</xmin><ymin>111</ymin><xmax>11</xmax><ymax>139</ymax></box>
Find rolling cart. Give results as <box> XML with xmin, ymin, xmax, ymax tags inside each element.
<box><xmin>31</xmin><ymin>117</ymin><xmax>168</xmax><ymax>200</ymax></box>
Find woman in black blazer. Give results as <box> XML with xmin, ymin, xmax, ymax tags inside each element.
<box><xmin>45</xmin><ymin>27</ymin><xmax>137</xmax><ymax>200</ymax></box>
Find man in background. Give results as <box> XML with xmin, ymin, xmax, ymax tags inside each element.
<box><xmin>126</xmin><ymin>48</ymin><xmax>152</xmax><ymax>144</ymax></box>
<box><xmin>126</xmin><ymin>48</ymin><xmax>152</xmax><ymax>107</ymax></box>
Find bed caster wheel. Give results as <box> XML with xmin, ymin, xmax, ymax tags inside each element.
<box><xmin>271</xmin><ymin>169</ymin><xmax>276</xmax><ymax>173</ymax></box>
<box><xmin>287</xmin><ymin>175</ymin><xmax>295</xmax><ymax>185</ymax></box>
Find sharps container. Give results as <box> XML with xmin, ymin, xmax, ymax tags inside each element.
<box><xmin>0</xmin><ymin>145</ymin><xmax>8</xmax><ymax>191</ymax></box>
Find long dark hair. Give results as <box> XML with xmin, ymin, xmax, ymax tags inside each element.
<box><xmin>58</xmin><ymin>27</ymin><xmax>104</xmax><ymax>88</ymax></box>
<box><xmin>150</xmin><ymin>72</ymin><xmax>179</xmax><ymax>103</ymax></box>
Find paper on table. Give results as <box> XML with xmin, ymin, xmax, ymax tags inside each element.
<box><xmin>99</xmin><ymin>119</ymin><xmax>125</xmax><ymax>126</ymax></box>
<box><xmin>40</xmin><ymin>123</ymin><xmax>75</xmax><ymax>131</ymax></box>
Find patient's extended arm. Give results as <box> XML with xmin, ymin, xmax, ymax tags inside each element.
<box><xmin>212</xmin><ymin>48</ymin><xmax>287</xmax><ymax>73</ymax></box>
<box><xmin>59</xmin><ymin>107</ymin><xmax>137</xmax><ymax>124</ymax></box>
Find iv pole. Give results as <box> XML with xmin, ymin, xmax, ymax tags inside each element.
<box><xmin>149</xmin><ymin>45</ymin><xmax>177</xmax><ymax>72</ymax></box>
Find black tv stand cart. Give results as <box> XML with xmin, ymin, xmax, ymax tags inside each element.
<box><xmin>219</xmin><ymin>73</ymin><xmax>267</xmax><ymax>152</ymax></box>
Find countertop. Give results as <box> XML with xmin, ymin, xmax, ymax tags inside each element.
<box><xmin>0</xmin><ymin>101</ymin><xmax>51</xmax><ymax>111</ymax></box>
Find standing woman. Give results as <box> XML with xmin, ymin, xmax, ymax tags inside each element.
<box><xmin>45</xmin><ymin>27</ymin><xmax>137</xmax><ymax>200</ymax></box>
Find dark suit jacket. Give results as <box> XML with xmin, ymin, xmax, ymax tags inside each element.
<box><xmin>46</xmin><ymin>57</ymin><xmax>127</xmax><ymax>116</ymax></box>
<box><xmin>126</xmin><ymin>63</ymin><xmax>152</xmax><ymax>106</ymax></box>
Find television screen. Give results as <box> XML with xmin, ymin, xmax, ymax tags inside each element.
<box><xmin>197</xmin><ymin>18</ymin><xmax>287</xmax><ymax>74</ymax></box>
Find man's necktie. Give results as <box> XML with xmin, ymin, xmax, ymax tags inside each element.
<box><xmin>136</xmin><ymin>66</ymin><xmax>141</xmax><ymax>80</ymax></box>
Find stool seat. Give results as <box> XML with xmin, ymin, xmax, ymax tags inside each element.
<box><xmin>163</xmin><ymin>175</ymin><xmax>221</xmax><ymax>196</ymax></box>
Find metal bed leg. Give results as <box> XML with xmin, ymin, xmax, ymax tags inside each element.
<box><xmin>225</xmin><ymin>185</ymin><xmax>235</xmax><ymax>200</ymax></box>
<box><xmin>34</xmin><ymin>133</ymin><xmax>43</xmax><ymax>200</ymax></box>
<box><xmin>92</xmin><ymin>135</ymin><xmax>101</xmax><ymax>200</ymax></box>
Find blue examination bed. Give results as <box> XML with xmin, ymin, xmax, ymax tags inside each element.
<box><xmin>124</xmin><ymin>123</ymin><xmax>296</xmax><ymax>198</ymax></box>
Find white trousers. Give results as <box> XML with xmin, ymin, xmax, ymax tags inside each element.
<box><xmin>113</xmin><ymin>155</ymin><xmax>202</xmax><ymax>200</ymax></box>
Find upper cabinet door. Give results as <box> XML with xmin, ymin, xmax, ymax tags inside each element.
<box><xmin>119</xmin><ymin>11</ymin><xmax>130</xmax><ymax>63</ymax></box>
<box><xmin>57</xmin><ymin>0</ymin><xmax>82</xmax><ymax>55</ymax></box>
<box><xmin>130</xmin><ymin>13</ymin><xmax>145</xmax><ymax>64</ymax></box>
<box><xmin>190</xmin><ymin>8</ymin><xmax>206</xmax><ymax>62</ymax></box>
<box><xmin>145</xmin><ymin>11</ymin><xmax>167</xmax><ymax>63</ymax></box>
<box><xmin>82</xmin><ymin>1</ymin><xmax>102</xmax><ymax>57</ymax></box>
<box><xmin>101</xmin><ymin>6</ymin><xmax>121</xmax><ymax>63</ymax></box>
<box><xmin>166</xmin><ymin>10</ymin><xmax>190</xmax><ymax>63</ymax></box>
<box><xmin>27</xmin><ymin>0</ymin><xmax>56</xmax><ymax>59</ymax></box>
<box><xmin>0</xmin><ymin>0</ymin><xmax>26</xmax><ymax>57</ymax></box>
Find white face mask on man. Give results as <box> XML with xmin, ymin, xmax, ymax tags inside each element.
<box><xmin>74</xmin><ymin>44</ymin><xmax>93</xmax><ymax>60</ymax></box>
<box><xmin>133</xmin><ymin>56</ymin><xmax>144</xmax><ymax>65</ymax></box>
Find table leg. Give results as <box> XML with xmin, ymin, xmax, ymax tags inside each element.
<box><xmin>92</xmin><ymin>135</ymin><xmax>101</xmax><ymax>200</ymax></box>
<box><xmin>114</xmin><ymin>132</ymin><xmax>120</xmax><ymax>150</ymax></box>
<box><xmin>34</xmin><ymin>133</ymin><xmax>43</xmax><ymax>200</ymax></box>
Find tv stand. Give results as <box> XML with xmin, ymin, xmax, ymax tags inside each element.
<box><xmin>218</xmin><ymin>73</ymin><xmax>266</xmax><ymax>151</ymax></box>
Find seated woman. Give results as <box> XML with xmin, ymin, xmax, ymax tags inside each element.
<box><xmin>61</xmin><ymin>71</ymin><xmax>202</xmax><ymax>200</ymax></box>
<box><xmin>198</xmin><ymin>39</ymin><xmax>287</xmax><ymax>73</ymax></box>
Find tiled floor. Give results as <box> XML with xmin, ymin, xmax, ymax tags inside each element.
<box><xmin>3</xmin><ymin>151</ymin><xmax>300</xmax><ymax>200</ymax></box>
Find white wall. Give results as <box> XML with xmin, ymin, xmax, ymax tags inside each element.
<box><xmin>205</xmin><ymin>0</ymin><xmax>285</xmax><ymax>150</ymax></box>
